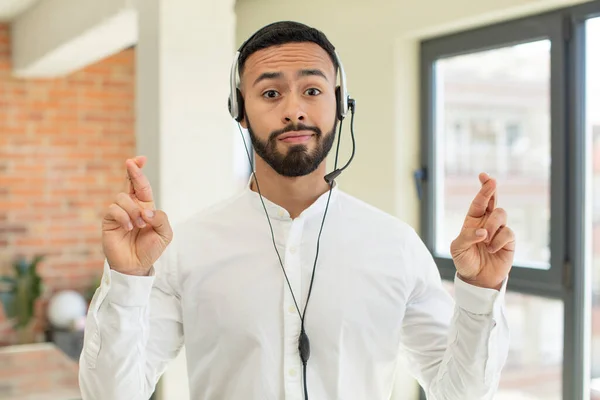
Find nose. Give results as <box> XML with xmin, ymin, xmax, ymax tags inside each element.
<box><xmin>281</xmin><ymin>93</ymin><xmax>306</xmax><ymax>124</ymax></box>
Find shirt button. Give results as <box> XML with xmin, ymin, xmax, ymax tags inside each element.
<box><xmin>288</xmin><ymin>305</ymin><xmax>295</xmax><ymax>314</ymax></box>
<box><xmin>278</xmin><ymin>209</ymin><xmax>285</xmax><ymax>217</ymax></box>
<box><xmin>289</xmin><ymin>368</ymin><xmax>297</xmax><ymax>377</ymax></box>
<box><xmin>289</xmin><ymin>246</ymin><xmax>297</xmax><ymax>254</ymax></box>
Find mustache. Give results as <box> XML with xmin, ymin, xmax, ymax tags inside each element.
<box><xmin>269</xmin><ymin>123</ymin><xmax>322</xmax><ymax>141</ymax></box>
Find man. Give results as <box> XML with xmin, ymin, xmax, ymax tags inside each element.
<box><xmin>79</xmin><ymin>21</ymin><xmax>514</xmax><ymax>400</ymax></box>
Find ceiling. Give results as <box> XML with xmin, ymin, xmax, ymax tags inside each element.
<box><xmin>0</xmin><ymin>0</ymin><xmax>41</xmax><ymax>22</ymax></box>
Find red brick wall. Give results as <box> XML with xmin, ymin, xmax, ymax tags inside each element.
<box><xmin>0</xmin><ymin>24</ymin><xmax>136</xmax><ymax>344</ymax></box>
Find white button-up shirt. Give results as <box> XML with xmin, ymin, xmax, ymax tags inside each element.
<box><xmin>79</xmin><ymin>182</ymin><xmax>509</xmax><ymax>400</ymax></box>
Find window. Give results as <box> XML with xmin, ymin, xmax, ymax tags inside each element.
<box><xmin>433</xmin><ymin>41</ymin><xmax>551</xmax><ymax>268</ymax></box>
<box><xmin>420</xmin><ymin>11</ymin><xmax>566</xmax><ymax>295</ymax></box>
<box><xmin>419</xmin><ymin>2</ymin><xmax>600</xmax><ymax>399</ymax></box>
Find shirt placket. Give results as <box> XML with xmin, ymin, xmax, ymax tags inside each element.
<box><xmin>282</xmin><ymin>215</ymin><xmax>305</xmax><ymax>399</ymax></box>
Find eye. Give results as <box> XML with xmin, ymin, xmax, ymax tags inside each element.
<box><xmin>262</xmin><ymin>90</ymin><xmax>280</xmax><ymax>99</ymax></box>
<box><xmin>305</xmin><ymin>88</ymin><xmax>321</xmax><ymax>96</ymax></box>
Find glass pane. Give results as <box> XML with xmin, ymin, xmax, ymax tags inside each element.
<box><xmin>587</xmin><ymin>16</ymin><xmax>600</xmax><ymax>399</ymax></box>
<box><xmin>434</xmin><ymin>40</ymin><xmax>551</xmax><ymax>269</ymax></box>
<box><xmin>443</xmin><ymin>282</ymin><xmax>563</xmax><ymax>399</ymax></box>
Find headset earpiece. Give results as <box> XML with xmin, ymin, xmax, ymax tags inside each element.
<box><xmin>335</xmin><ymin>85</ymin><xmax>350</xmax><ymax>121</ymax></box>
<box><xmin>335</xmin><ymin>86</ymin><xmax>342</xmax><ymax>121</ymax></box>
<box><xmin>228</xmin><ymin>51</ymin><xmax>243</xmax><ymax>121</ymax></box>
<box><xmin>228</xmin><ymin>84</ymin><xmax>245</xmax><ymax>122</ymax></box>
<box><xmin>235</xmin><ymin>88</ymin><xmax>245</xmax><ymax>122</ymax></box>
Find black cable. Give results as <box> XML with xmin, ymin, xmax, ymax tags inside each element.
<box><xmin>342</xmin><ymin>102</ymin><xmax>356</xmax><ymax>172</ymax></box>
<box><xmin>297</xmin><ymin>117</ymin><xmax>344</xmax><ymax>397</ymax></box>
<box><xmin>333</xmin><ymin>118</ymin><xmax>344</xmax><ymax>171</ymax></box>
<box><xmin>302</xmin><ymin>358</ymin><xmax>309</xmax><ymax>399</ymax></box>
<box><xmin>301</xmin><ymin>118</ymin><xmax>343</xmax><ymax>323</ymax></box>
<box><xmin>237</xmin><ymin>126</ymin><xmax>304</xmax><ymax>319</ymax></box>
<box><xmin>236</xmin><ymin>101</ymin><xmax>355</xmax><ymax>399</ymax></box>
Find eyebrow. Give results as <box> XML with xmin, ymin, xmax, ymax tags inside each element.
<box><xmin>298</xmin><ymin>69</ymin><xmax>328</xmax><ymax>81</ymax></box>
<box><xmin>252</xmin><ymin>69</ymin><xmax>328</xmax><ymax>87</ymax></box>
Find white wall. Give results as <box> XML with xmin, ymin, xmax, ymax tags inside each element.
<box><xmin>234</xmin><ymin>0</ymin><xmax>591</xmax><ymax>397</ymax></box>
<box><xmin>235</xmin><ymin>0</ymin><xmax>589</xmax><ymax>229</ymax></box>
<box><xmin>136</xmin><ymin>0</ymin><xmax>238</xmax><ymax>398</ymax></box>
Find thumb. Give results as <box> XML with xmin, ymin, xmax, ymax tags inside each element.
<box><xmin>141</xmin><ymin>209</ymin><xmax>173</xmax><ymax>243</ymax></box>
<box><xmin>451</xmin><ymin>228</ymin><xmax>487</xmax><ymax>252</ymax></box>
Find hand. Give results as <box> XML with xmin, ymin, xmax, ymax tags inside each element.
<box><xmin>102</xmin><ymin>156</ymin><xmax>173</xmax><ymax>276</ymax></box>
<box><xmin>450</xmin><ymin>173</ymin><xmax>515</xmax><ymax>290</ymax></box>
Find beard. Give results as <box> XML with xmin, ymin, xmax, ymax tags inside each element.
<box><xmin>247</xmin><ymin>117</ymin><xmax>337</xmax><ymax>177</ymax></box>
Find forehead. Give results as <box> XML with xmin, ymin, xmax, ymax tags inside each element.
<box><xmin>241</xmin><ymin>42</ymin><xmax>336</xmax><ymax>84</ymax></box>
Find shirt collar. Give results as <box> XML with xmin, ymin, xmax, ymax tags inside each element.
<box><xmin>243</xmin><ymin>174</ymin><xmax>340</xmax><ymax>221</ymax></box>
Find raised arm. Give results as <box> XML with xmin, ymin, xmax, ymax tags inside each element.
<box><xmin>79</xmin><ymin>156</ymin><xmax>183</xmax><ymax>400</ymax></box>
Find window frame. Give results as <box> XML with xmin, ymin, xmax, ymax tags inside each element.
<box><xmin>419</xmin><ymin>10</ymin><xmax>567</xmax><ymax>299</ymax></box>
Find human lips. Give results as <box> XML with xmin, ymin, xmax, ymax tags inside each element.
<box><xmin>278</xmin><ymin>130</ymin><xmax>314</xmax><ymax>143</ymax></box>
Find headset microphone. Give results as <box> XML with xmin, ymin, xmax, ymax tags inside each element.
<box><xmin>324</xmin><ymin>98</ymin><xmax>356</xmax><ymax>185</ymax></box>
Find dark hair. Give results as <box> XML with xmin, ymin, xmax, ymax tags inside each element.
<box><xmin>238</xmin><ymin>21</ymin><xmax>338</xmax><ymax>76</ymax></box>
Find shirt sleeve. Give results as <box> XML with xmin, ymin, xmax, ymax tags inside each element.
<box><xmin>398</xmin><ymin>229</ymin><xmax>509</xmax><ymax>400</ymax></box>
<box><xmin>78</xmin><ymin>242</ymin><xmax>184</xmax><ymax>400</ymax></box>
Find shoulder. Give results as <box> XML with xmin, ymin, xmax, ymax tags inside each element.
<box><xmin>171</xmin><ymin>189</ymin><xmax>250</xmax><ymax>236</ymax></box>
<box><xmin>335</xmin><ymin>191</ymin><xmax>435</xmax><ymax>285</ymax></box>
<box><xmin>336</xmin><ymin>190</ymin><xmax>417</xmax><ymax>239</ymax></box>
<box><xmin>335</xmin><ymin>191</ymin><xmax>431</xmax><ymax>265</ymax></box>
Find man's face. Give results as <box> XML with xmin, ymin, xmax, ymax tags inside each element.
<box><xmin>240</xmin><ymin>42</ymin><xmax>338</xmax><ymax>177</ymax></box>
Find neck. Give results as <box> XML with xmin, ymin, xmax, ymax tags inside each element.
<box><xmin>250</xmin><ymin>157</ymin><xmax>332</xmax><ymax>219</ymax></box>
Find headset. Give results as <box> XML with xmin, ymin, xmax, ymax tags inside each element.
<box><xmin>227</xmin><ymin>30</ymin><xmax>356</xmax><ymax>399</ymax></box>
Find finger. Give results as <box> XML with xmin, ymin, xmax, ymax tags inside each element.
<box><xmin>133</xmin><ymin>155</ymin><xmax>147</xmax><ymax>168</ymax></box>
<box><xmin>483</xmin><ymin>207</ymin><xmax>507</xmax><ymax>244</ymax></box>
<box><xmin>479</xmin><ymin>173</ymin><xmax>498</xmax><ymax>213</ymax></box>
<box><xmin>467</xmin><ymin>174</ymin><xmax>497</xmax><ymax>219</ymax></box>
<box><xmin>451</xmin><ymin>228</ymin><xmax>488</xmax><ymax>253</ymax></box>
<box><xmin>481</xmin><ymin>173</ymin><xmax>497</xmax><ymax>214</ymax></box>
<box><xmin>141</xmin><ymin>209</ymin><xmax>173</xmax><ymax>243</ymax></box>
<box><xmin>126</xmin><ymin>158</ymin><xmax>154</xmax><ymax>203</ymax></box>
<box><xmin>123</xmin><ymin>156</ymin><xmax>147</xmax><ymax>193</ymax></box>
<box><xmin>115</xmin><ymin>192</ymin><xmax>147</xmax><ymax>229</ymax></box>
<box><xmin>487</xmin><ymin>226</ymin><xmax>516</xmax><ymax>253</ymax></box>
<box><xmin>106</xmin><ymin>203</ymin><xmax>134</xmax><ymax>231</ymax></box>
<box><xmin>488</xmin><ymin>194</ymin><xmax>496</xmax><ymax>214</ymax></box>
